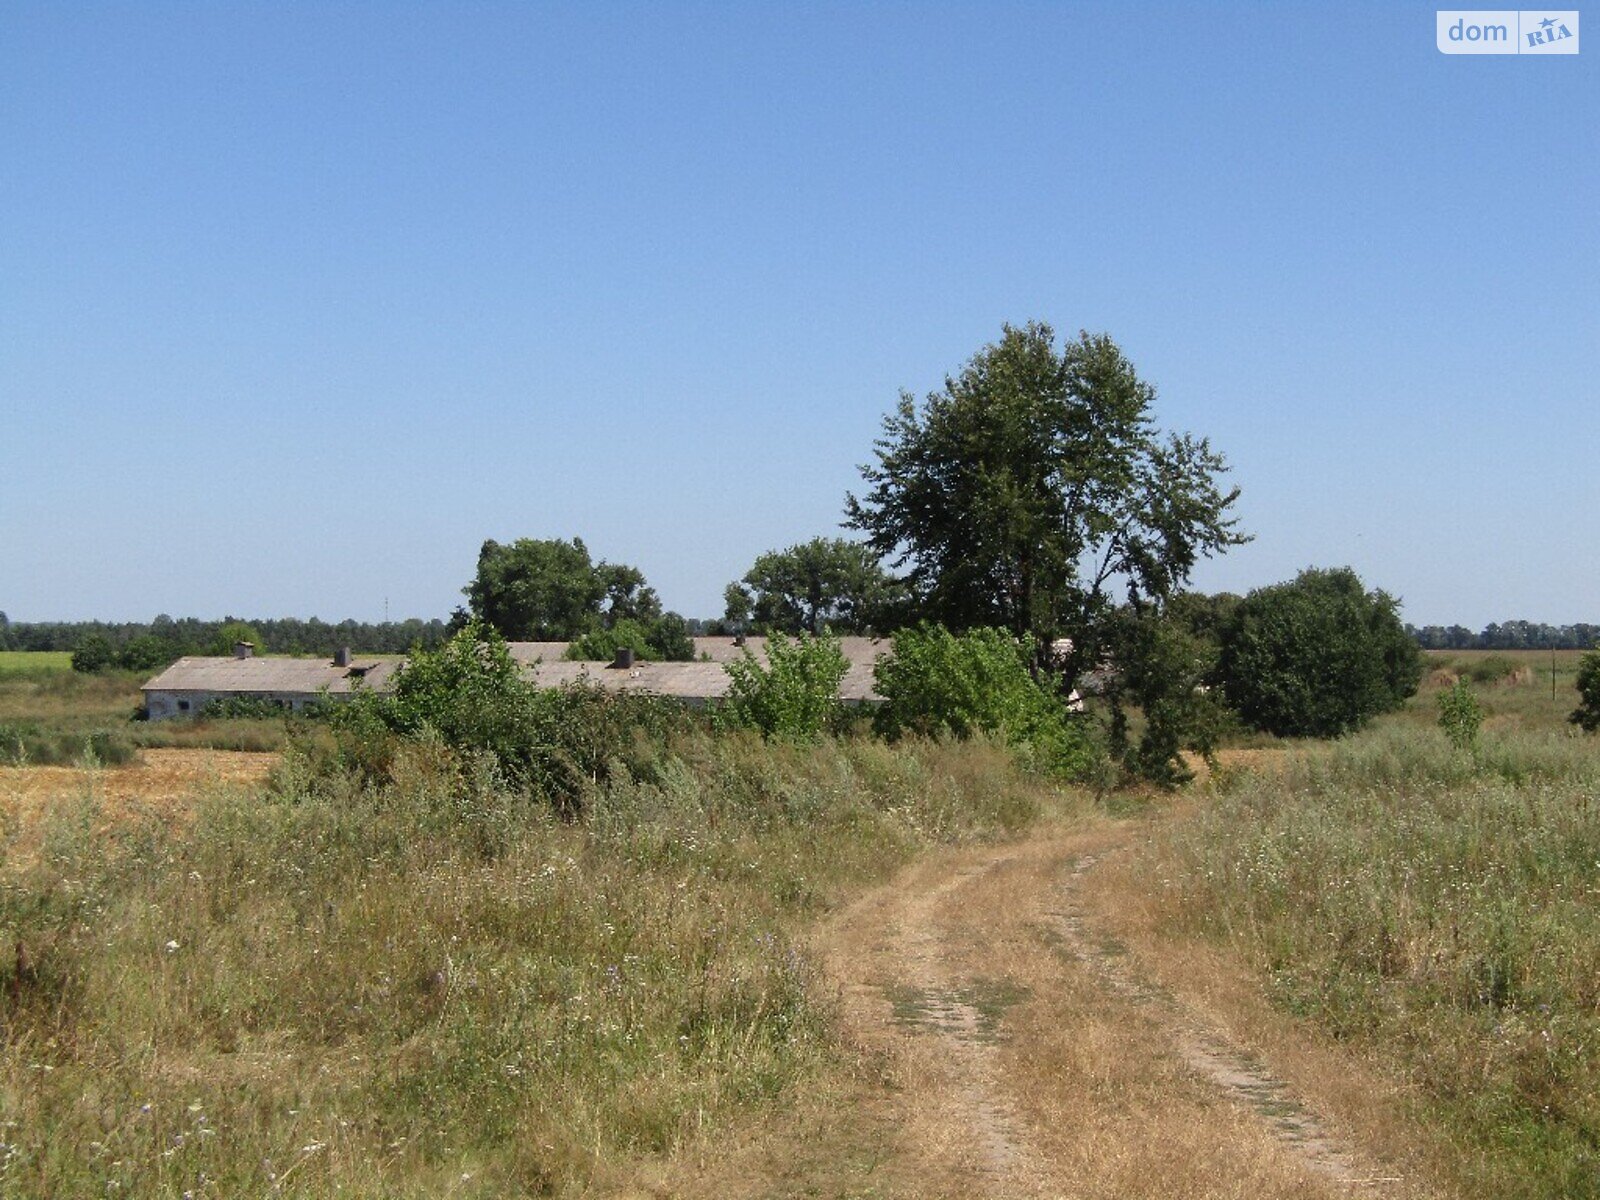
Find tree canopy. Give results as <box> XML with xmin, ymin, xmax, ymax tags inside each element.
<box><xmin>724</xmin><ymin>537</ymin><xmax>904</xmax><ymax>635</ymax></box>
<box><xmin>1216</xmin><ymin>567</ymin><xmax>1422</xmax><ymax>738</ymax></box>
<box><xmin>463</xmin><ymin>537</ymin><xmax>691</xmax><ymax>657</ymax></box>
<box><xmin>845</xmin><ymin>322</ymin><xmax>1246</xmax><ymax>679</ymax></box>
<box><xmin>209</xmin><ymin>621</ymin><xmax>265</xmax><ymax>656</ymax></box>
<box><xmin>464</xmin><ymin>538</ymin><xmax>609</xmax><ymax>641</ymax></box>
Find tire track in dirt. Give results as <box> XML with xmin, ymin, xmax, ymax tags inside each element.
<box><xmin>823</xmin><ymin>852</ymin><xmax>1054</xmax><ymax>1196</ymax></box>
<box><xmin>1050</xmin><ymin>846</ymin><xmax>1402</xmax><ymax>1195</ymax></box>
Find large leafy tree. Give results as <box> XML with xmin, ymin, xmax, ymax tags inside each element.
<box><xmin>1216</xmin><ymin>567</ymin><xmax>1423</xmax><ymax>738</ymax></box>
<box><xmin>845</xmin><ymin>322</ymin><xmax>1247</xmax><ymax>681</ymax></box>
<box><xmin>464</xmin><ymin>537</ymin><xmax>690</xmax><ymax>657</ymax></box>
<box><xmin>725</xmin><ymin>537</ymin><xmax>905</xmax><ymax>635</ymax></box>
<box><xmin>465</xmin><ymin>538</ymin><xmax>606</xmax><ymax>641</ymax></box>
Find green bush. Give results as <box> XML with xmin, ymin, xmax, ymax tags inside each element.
<box><xmin>1467</xmin><ymin>653</ymin><xmax>1518</xmax><ymax>684</ymax></box>
<box><xmin>199</xmin><ymin>694</ymin><xmax>311</xmax><ymax>720</ymax></box>
<box><xmin>70</xmin><ymin>633</ymin><xmax>117</xmax><ymax>674</ymax></box>
<box><xmin>1103</xmin><ymin>608</ymin><xmax>1232</xmax><ymax>787</ymax></box>
<box><xmin>565</xmin><ymin>615</ymin><xmax>694</xmax><ymax>662</ymax></box>
<box><xmin>872</xmin><ymin>624</ymin><xmax>1101</xmax><ymax>781</ymax></box>
<box><xmin>332</xmin><ymin>619</ymin><xmax>688</xmax><ymax>813</ymax></box>
<box><xmin>1217</xmin><ymin>567</ymin><xmax>1422</xmax><ymax>738</ymax></box>
<box><xmin>1571</xmin><ymin>651</ymin><xmax>1600</xmax><ymax>733</ymax></box>
<box><xmin>1437</xmin><ymin>679</ymin><xmax>1483</xmax><ymax>751</ymax></box>
<box><xmin>116</xmin><ymin>635</ymin><xmax>180</xmax><ymax>673</ymax></box>
<box><xmin>719</xmin><ymin>631</ymin><xmax>848</xmax><ymax>741</ymax></box>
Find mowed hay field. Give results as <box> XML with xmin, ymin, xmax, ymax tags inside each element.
<box><xmin>0</xmin><ymin>749</ymin><xmax>277</xmax><ymax>861</ymax></box>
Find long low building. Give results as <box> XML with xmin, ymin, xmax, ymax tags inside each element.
<box><xmin>141</xmin><ymin>644</ymin><xmax>403</xmax><ymax>719</ymax></box>
<box><xmin>142</xmin><ymin>636</ymin><xmax>889</xmax><ymax>719</ymax></box>
<box><xmin>509</xmin><ymin>636</ymin><xmax>886</xmax><ymax>706</ymax></box>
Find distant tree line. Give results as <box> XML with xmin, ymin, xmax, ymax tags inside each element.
<box><xmin>1407</xmin><ymin>622</ymin><xmax>1600</xmax><ymax>650</ymax></box>
<box><xmin>0</xmin><ymin>612</ymin><xmax>452</xmax><ymax>661</ymax></box>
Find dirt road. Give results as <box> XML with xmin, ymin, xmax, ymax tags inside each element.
<box><xmin>662</xmin><ymin>822</ymin><xmax>1431</xmax><ymax>1199</ymax></box>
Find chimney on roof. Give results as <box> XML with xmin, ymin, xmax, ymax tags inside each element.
<box><xmin>611</xmin><ymin>646</ymin><xmax>635</xmax><ymax>669</ymax></box>
<box><xmin>233</xmin><ymin>642</ymin><xmax>255</xmax><ymax>660</ymax></box>
<box><xmin>334</xmin><ymin>647</ymin><xmax>352</xmax><ymax>668</ymax></box>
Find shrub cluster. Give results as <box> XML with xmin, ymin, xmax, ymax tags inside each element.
<box><xmin>328</xmin><ymin>619</ymin><xmax>689</xmax><ymax>814</ymax></box>
<box><xmin>718</xmin><ymin>631</ymin><xmax>849</xmax><ymax>742</ymax></box>
<box><xmin>198</xmin><ymin>694</ymin><xmax>326</xmax><ymax>721</ymax></box>
<box><xmin>71</xmin><ymin>633</ymin><xmax>181</xmax><ymax>675</ymax></box>
<box><xmin>872</xmin><ymin>624</ymin><xmax>1102</xmax><ymax>782</ymax></box>
<box><xmin>565</xmin><ymin>614</ymin><xmax>695</xmax><ymax>662</ymax></box>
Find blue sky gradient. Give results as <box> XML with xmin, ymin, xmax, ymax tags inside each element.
<box><xmin>3</xmin><ymin>2</ymin><xmax>1595</xmax><ymax>626</ymax></box>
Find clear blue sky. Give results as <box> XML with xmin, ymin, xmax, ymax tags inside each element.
<box><xmin>3</xmin><ymin>2</ymin><xmax>1594</xmax><ymax>628</ymax></box>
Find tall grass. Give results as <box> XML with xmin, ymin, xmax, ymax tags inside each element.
<box><xmin>1143</xmin><ymin>722</ymin><xmax>1600</xmax><ymax>1198</ymax></box>
<box><xmin>0</xmin><ymin>726</ymin><xmax>1055</xmax><ymax>1196</ymax></box>
<box><xmin>0</xmin><ymin>722</ymin><xmax>138</xmax><ymax>766</ymax></box>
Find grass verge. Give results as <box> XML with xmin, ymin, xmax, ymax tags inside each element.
<box><xmin>1135</xmin><ymin>722</ymin><xmax>1600</xmax><ymax>1199</ymax></box>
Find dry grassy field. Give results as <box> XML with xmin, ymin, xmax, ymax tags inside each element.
<box><xmin>0</xmin><ymin>647</ymin><xmax>1596</xmax><ymax>1197</ymax></box>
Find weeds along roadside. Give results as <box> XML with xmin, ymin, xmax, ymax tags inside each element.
<box><xmin>1134</xmin><ymin>722</ymin><xmax>1600</xmax><ymax>1200</ymax></box>
<box><xmin>0</xmin><ymin>708</ymin><xmax>1069</xmax><ymax>1198</ymax></box>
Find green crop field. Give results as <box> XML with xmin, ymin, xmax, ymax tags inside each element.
<box><xmin>0</xmin><ymin>650</ymin><xmax>73</xmax><ymax>675</ymax></box>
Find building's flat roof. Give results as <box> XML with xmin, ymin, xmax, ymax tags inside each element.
<box><xmin>141</xmin><ymin>656</ymin><xmax>403</xmax><ymax>695</ymax></box>
<box><xmin>143</xmin><ymin>636</ymin><xmax>890</xmax><ymax>702</ymax></box>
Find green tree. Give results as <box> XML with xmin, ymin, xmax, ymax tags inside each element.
<box><xmin>720</xmin><ymin>631</ymin><xmax>848</xmax><ymax>741</ymax></box>
<box><xmin>1217</xmin><ymin>567</ymin><xmax>1422</xmax><ymax>738</ymax></box>
<box><xmin>117</xmin><ymin>635</ymin><xmax>179</xmax><ymax>673</ymax></box>
<box><xmin>725</xmin><ymin>537</ymin><xmax>905</xmax><ymax>635</ymax></box>
<box><xmin>722</xmin><ymin>582</ymin><xmax>754</xmax><ymax>633</ymax></box>
<box><xmin>209</xmin><ymin>621</ymin><xmax>265</xmax><ymax>656</ymax></box>
<box><xmin>71</xmin><ymin>633</ymin><xmax>117</xmax><ymax>673</ymax></box>
<box><xmin>1571</xmin><ymin>651</ymin><xmax>1600</xmax><ymax>733</ymax></box>
<box><xmin>464</xmin><ymin>536</ymin><xmax>694</xmax><ymax>657</ymax></box>
<box><xmin>464</xmin><ymin>538</ymin><xmax>608</xmax><ymax>641</ymax></box>
<box><xmin>845</xmin><ymin>323</ymin><xmax>1245</xmax><ymax>675</ymax></box>
<box><xmin>843</xmin><ymin>322</ymin><xmax>1246</xmax><ymax>780</ymax></box>
<box><xmin>596</xmin><ymin>563</ymin><xmax>664</xmax><ymax>624</ymax></box>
